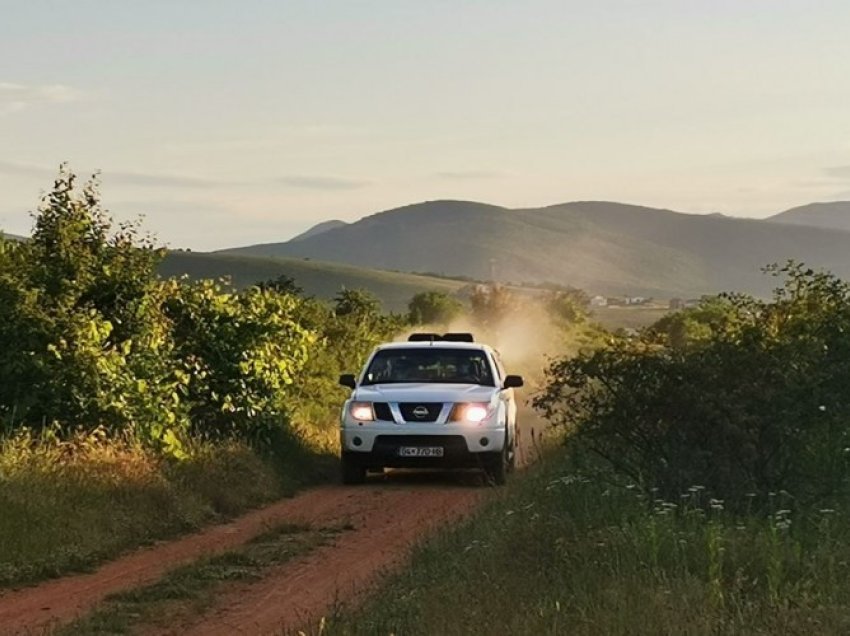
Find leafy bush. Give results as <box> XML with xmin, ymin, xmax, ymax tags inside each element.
<box><xmin>536</xmin><ymin>263</ymin><xmax>850</xmax><ymax>505</ymax></box>
<box><xmin>0</xmin><ymin>169</ymin><xmax>313</xmax><ymax>454</ymax></box>
<box><xmin>286</xmin><ymin>290</ymin><xmax>404</xmax><ymax>448</ymax></box>
<box><xmin>162</xmin><ymin>278</ymin><xmax>313</xmax><ymax>443</ymax></box>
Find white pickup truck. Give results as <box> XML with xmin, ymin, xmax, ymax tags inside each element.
<box><xmin>338</xmin><ymin>333</ymin><xmax>523</xmax><ymax>485</ymax></box>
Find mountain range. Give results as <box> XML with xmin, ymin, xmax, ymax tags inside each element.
<box><xmin>222</xmin><ymin>200</ymin><xmax>850</xmax><ymax>297</ymax></box>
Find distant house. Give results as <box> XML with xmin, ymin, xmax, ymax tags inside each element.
<box><xmin>669</xmin><ymin>298</ymin><xmax>685</xmax><ymax>310</ymax></box>
<box><xmin>590</xmin><ymin>295</ymin><xmax>608</xmax><ymax>307</ymax></box>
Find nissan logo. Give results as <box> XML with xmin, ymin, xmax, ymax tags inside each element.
<box><xmin>412</xmin><ymin>406</ymin><xmax>429</xmax><ymax>419</ymax></box>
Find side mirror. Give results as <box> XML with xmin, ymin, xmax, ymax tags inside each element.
<box><xmin>503</xmin><ymin>375</ymin><xmax>524</xmax><ymax>389</ymax></box>
<box><xmin>339</xmin><ymin>374</ymin><xmax>357</xmax><ymax>389</ymax></box>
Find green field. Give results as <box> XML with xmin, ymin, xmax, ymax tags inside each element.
<box><xmin>590</xmin><ymin>305</ymin><xmax>671</xmax><ymax>330</ymax></box>
<box><xmin>160</xmin><ymin>251</ymin><xmax>466</xmax><ymax>312</ymax></box>
<box><xmin>325</xmin><ymin>451</ymin><xmax>850</xmax><ymax>636</ymax></box>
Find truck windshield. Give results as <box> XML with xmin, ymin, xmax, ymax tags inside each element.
<box><xmin>363</xmin><ymin>348</ymin><xmax>495</xmax><ymax>386</ymax></box>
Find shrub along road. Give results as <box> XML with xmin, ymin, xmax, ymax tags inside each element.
<box><xmin>0</xmin><ymin>403</ymin><xmax>543</xmax><ymax>635</ymax></box>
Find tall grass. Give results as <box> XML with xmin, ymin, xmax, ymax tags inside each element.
<box><xmin>0</xmin><ymin>428</ymin><xmax>299</xmax><ymax>587</ymax></box>
<box><xmin>324</xmin><ymin>453</ymin><xmax>850</xmax><ymax>635</ymax></box>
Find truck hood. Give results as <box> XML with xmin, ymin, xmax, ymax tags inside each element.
<box><xmin>353</xmin><ymin>383</ymin><xmax>497</xmax><ymax>403</ymax></box>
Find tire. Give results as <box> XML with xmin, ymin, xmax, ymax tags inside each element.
<box><xmin>484</xmin><ymin>444</ymin><xmax>508</xmax><ymax>486</ymax></box>
<box><xmin>341</xmin><ymin>453</ymin><xmax>366</xmax><ymax>485</ymax></box>
<box><xmin>506</xmin><ymin>431</ymin><xmax>517</xmax><ymax>473</ymax></box>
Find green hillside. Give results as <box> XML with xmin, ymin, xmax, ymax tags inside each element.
<box><xmin>159</xmin><ymin>251</ymin><xmax>465</xmax><ymax>312</ymax></box>
<box><xmin>223</xmin><ymin>200</ymin><xmax>850</xmax><ymax>297</ymax></box>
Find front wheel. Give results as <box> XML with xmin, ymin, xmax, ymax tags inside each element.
<box><xmin>341</xmin><ymin>453</ymin><xmax>366</xmax><ymax>485</ymax></box>
<box><xmin>506</xmin><ymin>427</ymin><xmax>517</xmax><ymax>473</ymax></box>
<box><xmin>484</xmin><ymin>445</ymin><xmax>508</xmax><ymax>486</ymax></box>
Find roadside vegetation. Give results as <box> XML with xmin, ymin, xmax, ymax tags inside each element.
<box><xmin>0</xmin><ymin>169</ymin><xmax>397</xmax><ymax>586</ymax></box>
<box><xmin>326</xmin><ymin>264</ymin><xmax>850</xmax><ymax>635</ymax></box>
<box><xmin>0</xmin><ymin>167</ymin><xmax>599</xmax><ymax>588</ymax></box>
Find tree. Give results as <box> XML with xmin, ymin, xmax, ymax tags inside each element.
<box><xmin>470</xmin><ymin>285</ymin><xmax>519</xmax><ymax>328</ymax></box>
<box><xmin>546</xmin><ymin>289</ymin><xmax>590</xmax><ymax>326</ymax></box>
<box><xmin>334</xmin><ymin>288</ymin><xmax>382</xmax><ymax>317</ymax></box>
<box><xmin>408</xmin><ymin>290</ymin><xmax>464</xmax><ymax>325</ymax></box>
<box><xmin>258</xmin><ymin>274</ymin><xmax>303</xmax><ymax>296</ymax></box>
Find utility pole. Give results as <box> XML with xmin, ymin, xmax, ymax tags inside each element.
<box><xmin>489</xmin><ymin>258</ymin><xmax>498</xmax><ymax>283</ymax></box>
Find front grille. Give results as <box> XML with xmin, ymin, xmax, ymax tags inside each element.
<box><xmin>373</xmin><ymin>402</ymin><xmax>393</xmax><ymax>421</ymax></box>
<box><xmin>398</xmin><ymin>402</ymin><xmax>443</xmax><ymax>422</ymax></box>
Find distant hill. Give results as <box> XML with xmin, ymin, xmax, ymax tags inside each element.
<box><xmin>768</xmin><ymin>202</ymin><xmax>850</xmax><ymax>232</ymax></box>
<box><xmin>290</xmin><ymin>219</ymin><xmax>348</xmax><ymax>242</ymax></box>
<box><xmin>0</xmin><ymin>231</ymin><xmax>26</xmax><ymax>242</ymax></box>
<box><xmin>221</xmin><ymin>200</ymin><xmax>850</xmax><ymax>297</ymax></box>
<box><xmin>159</xmin><ymin>251</ymin><xmax>465</xmax><ymax>312</ymax></box>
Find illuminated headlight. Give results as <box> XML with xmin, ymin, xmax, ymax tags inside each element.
<box><xmin>349</xmin><ymin>402</ymin><xmax>375</xmax><ymax>421</ymax></box>
<box><xmin>451</xmin><ymin>403</ymin><xmax>491</xmax><ymax>424</ymax></box>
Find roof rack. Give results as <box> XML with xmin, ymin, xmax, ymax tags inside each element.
<box><xmin>442</xmin><ymin>332</ymin><xmax>474</xmax><ymax>342</ymax></box>
<box><xmin>407</xmin><ymin>333</ymin><xmax>442</xmax><ymax>342</ymax></box>
<box><xmin>407</xmin><ymin>332</ymin><xmax>475</xmax><ymax>343</ymax></box>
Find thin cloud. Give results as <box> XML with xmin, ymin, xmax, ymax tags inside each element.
<box><xmin>0</xmin><ymin>82</ymin><xmax>85</xmax><ymax>114</ymax></box>
<box><xmin>277</xmin><ymin>175</ymin><xmax>371</xmax><ymax>191</ymax></box>
<box><xmin>0</xmin><ymin>159</ymin><xmax>372</xmax><ymax>192</ymax></box>
<box><xmin>435</xmin><ymin>170</ymin><xmax>506</xmax><ymax>180</ymax></box>
<box><xmin>0</xmin><ymin>160</ymin><xmax>46</xmax><ymax>177</ymax></box>
<box><xmin>107</xmin><ymin>171</ymin><xmax>225</xmax><ymax>189</ymax></box>
<box><xmin>824</xmin><ymin>166</ymin><xmax>850</xmax><ymax>180</ymax></box>
<box><xmin>0</xmin><ymin>160</ymin><xmax>229</xmax><ymax>189</ymax></box>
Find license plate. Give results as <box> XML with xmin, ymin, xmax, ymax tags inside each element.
<box><xmin>398</xmin><ymin>446</ymin><xmax>444</xmax><ymax>458</ymax></box>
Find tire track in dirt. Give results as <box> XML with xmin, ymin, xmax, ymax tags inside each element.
<box><xmin>154</xmin><ymin>479</ymin><xmax>484</xmax><ymax>636</ymax></box>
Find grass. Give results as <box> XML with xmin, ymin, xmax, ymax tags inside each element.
<box><xmin>591</xmin><ymin>304</ymin><xmax>671</xmax><ymax>330</ymax></box>
<box><xmin>160</xmin><ymin>251</ymin><xmax>466</xmax><ymax>312</ymax></box>
<box><xmin>59</xmin><ymin>522</ymin><xmax>337</xmax><ymax>635</ymax></box>
<box><xmin>321</xmin><ymin>451</ymin><xmax>850</xmax><ymax>635</ymax></box>
<box><xmin>0</xmin><ymin>429</ymin><xmax>331</xmax><ymax>589</ymax></box>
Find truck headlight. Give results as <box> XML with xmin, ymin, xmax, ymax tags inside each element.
<box><xmin>450</xmin><ymin>403</ymin><xmax>491</xmax><ymax>424</ymax></box>
<box><xmin>349</xmin><ymin>402</ymin><xmax>375</xmax><ymax>421</ymax></box>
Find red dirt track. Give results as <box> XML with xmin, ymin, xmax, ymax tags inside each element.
<box><xmin>165</xmin><ymin>477</ymin><xmax>483</xmax><ymax>635</ymax></box>
<box><xmin>0</xmin><ymin>477</ymin><xmax>484</xmax><ymax>635</ymax></box>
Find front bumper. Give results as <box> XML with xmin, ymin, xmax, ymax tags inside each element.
<box><xmin>341</xmin><ymin>421</ymin><xmax>506</xmax><ymax>466</ymax></box>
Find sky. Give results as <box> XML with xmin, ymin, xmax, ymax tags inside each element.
<box><xmin>1</xmin><ymin>0</ymin><xmax>850</xmax><ymax>250</ymax></box>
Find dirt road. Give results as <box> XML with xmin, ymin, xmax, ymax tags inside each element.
<box><xmin>0</xmin><ymin>474</ymin><xmax>486</xmax><ymax>635</ymax></box>
<box><xmin>163</xmin><ymin>475</ymin><xmax>483</xmax><ymax>635</ymax></box>
<box><xmin>0</xmin><ymin>404</ymin><xmax>543</xmax><ymax>635</ymax></box>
